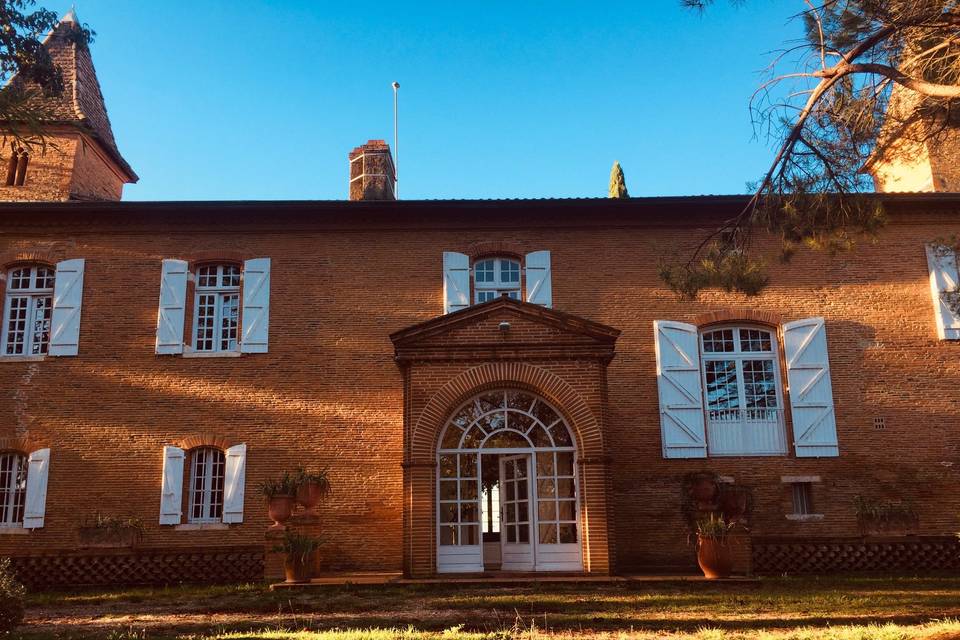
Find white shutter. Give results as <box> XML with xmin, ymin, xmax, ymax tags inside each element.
<box><xmin>241</xmin><ymin>258</ymin><xmax>270</xmax><ymax>353</ymax></box>
<box><xmin>783</xmin><ymin>317</ymin><xmax>840</xmax><ymax>457</ymax></box>
<box><xmin>23</xmin><ymin>448</ymin><xmax>50</xmax><ymax>529</ymax></box>
<box><xmin>654</xmin><ymin>321</ymin><xmax>707</xmax><ymax>458</ymax></box>
<box><xmin>222</xmin><ymin>443</ymin><xmax>246</xmax><ymax>524</ymax></box>
<box><xmin>443</xmin><ymin>252</ymin><xmax>470</xmax><ymax>314</ymax></box>
<box><xmin>159</xmin><ymin>445</ymin><xmax>184</xmax><ymax>525</ymax></box>
<box><xmin>525</xmin><ymin>250</ymin><xmax>552</xmax><ymax>308</ymax></box>
<box><xmin>156</xmin><ymin>259</ymin><xmax>188</xmax><ymax>355</ymax></box>
<box><xmin>925</xmin><ymin>245</ymin><xmax>960</xmax><ymax>340</ymax></box>
<box><xmin>49</xmin><ymin>259</ymin><xmax>85</xmax><ymax>356</ymax></box>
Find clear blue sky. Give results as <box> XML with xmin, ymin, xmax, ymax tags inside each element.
<box><xmin>62</xmin><ymin>1</ymin><xmax>804</xmax><ymax>201</ymax></box>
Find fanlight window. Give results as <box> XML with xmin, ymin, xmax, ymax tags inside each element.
<box><xmin>701</xmin><ymin>327</ymin><xmax>787</xmax><ymax>456</ymax></box>
<box><xmin>439</xmin><ymin>390</ymin><xmax>574</xmax><ymax>451</ymax></box>
<box><xmin>473</xmin><ymin>257</ymin><xmax>521</xmax><ymax>304</ymax></box>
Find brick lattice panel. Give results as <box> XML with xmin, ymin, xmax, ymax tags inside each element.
<box><xmin>752</xmin><ymin>536</ymin><xmax>960</xmax><ymax>574</ymax></box>
<box><xmin>8</xmin><ymin>546</ymin><xmax>264</xmax><ymax>589</ymax></box>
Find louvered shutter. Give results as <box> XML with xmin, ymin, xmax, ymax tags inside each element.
<box><xmin>156</xmin><ymin>259</ymin><xmax>188</xmax><ymax>355</ymax></box>
<box><xmin>443</xmin><ymin>252</ymin><xmax>470</xmax><ymax>314</ymax></box>
<box><xmin>159</xmin><ymin>446</ymin><xmax>184</xmax><ymax>525</ymax></box>
<box><xmin>654</xmin><ymin>321</ymin><xmax>707</xmax><ymax>458</ymax></box>
<box><xmin>241</xmin><ymin>258</ymin><xmax>270</xmax><ymax>353</ymax></box>
<box><xmin>525</xmin><ymin>250</ymin><xmax>552</xmax><ymax>308</ymax></box>
<box><xmin>49</xmin><ymin>259</ymin><xmax>85</xmax><ymax>356</ymax></box>
<box><xmin>222</xmin><ymin>443</ymin><xmax>246</xmax><ymax>524</ymax></box>
<box><xmin>925</xmin><ymin>245</ymin><xmax>960</xmax><ymax>340</ymax></box>
<box><xmin>23</xmin><ymin>448</ymin><xmax>50</xmax><ymax>529</ymax></box>
<box><xmin>783</xmin><ymin>317</ymin><xmax>840</xmax><ymax>457</ymax></box>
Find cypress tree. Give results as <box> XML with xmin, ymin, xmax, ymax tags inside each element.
<box><xmin>608</xmin><ymin>161</ymin><xmax>629</xmax><ymax>199</ymax></box>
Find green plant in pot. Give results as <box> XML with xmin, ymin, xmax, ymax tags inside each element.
<box><xmin>273</xmin><ymin>530</ymin><xmax>322</xmax><ymax>583</ymax></box>
<box><xmin>695</xmin><ymin>513</ymin><xmax>735</xmax><ymax>579</ymax></box>
<box><xmin>260</xmin><ymin>472</ymin><xmax>298</xmax><ymax>530</ymax></box>
<box><xmin>295</xmin><ymin>467</ymin><xmax>331</xmax><ymax>510</ymax></box>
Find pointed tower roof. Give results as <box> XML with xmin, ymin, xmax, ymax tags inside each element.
<box><xmin>7</xmin><ymin>11</ymin><xmax>137</xmax><ymax>182</ymax></box>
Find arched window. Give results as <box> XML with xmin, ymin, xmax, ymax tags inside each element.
<box><xmin>2</xmin><ymin>265</ymin><xmax>55</xmax><ymax>356</ymax></box>
<box><xmin>701</xmin><ymin>326</ymin><xmax>787</xmax><ymax>455</ymax></box>
<box><xmin>0</xmin><ymin>452</ymin><xmax>27</xmax><ymax>527</ymax></box>
<box><xmin>188</xmin><ymin>447</ymin><xmax>226</xmax><ymax>524</ymax></box>
<box><xmin>473</xmin><ymin>257</ymin><xmax>521</xmax><ymax>303</ymax></box>
<box><xmin>5</xmin><ymin>148</ymin><xmax>27</xmax><ymax>187</ymax></box>
<box><xmin>193</xmin><ymin>264</ymin><xmax>241</xmax><ymax>352</ymax></box>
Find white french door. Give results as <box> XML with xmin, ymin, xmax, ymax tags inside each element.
<box><xmin>499</xmin><ymin>454</ymin><xmax>534</xmax><ymax>571</ymax></box>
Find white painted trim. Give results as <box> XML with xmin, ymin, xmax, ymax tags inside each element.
<box><xmin>182</xmin><ymin>349</ymin><xmax>242</xmax><ymax>359</ymax></box>
<box><xmin>0</xmin><ymin>527</ymin><xmax>29</xmax><ymax>535</ymax></box>
<box><xmin>174</xmin><ymin>523</ymin><xmax>230</xmax><ymax>531</ymax></box>
<box><xmin>781</xmin><ymin>475</ymin><xmax>821</xmax><ymax>483</ymax></box>
<box><xmin>0</xmin><ymin>355</ymin><xmax>45</xmax><ymax>362</ymax></box>
<box><xmin>786</xmin><ymin>513</ymin><xmax>824</xmax><ymax>522</ymax></box>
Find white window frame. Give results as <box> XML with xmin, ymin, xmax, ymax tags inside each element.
<box><xmin>473</xmin><ymin>257</ymin><xmax>521</xmax><ymax>304</ymax></box>
<box><xmin>699</xmin><ymin>325</ymin><xmax>788</xmax><ymax>456</ymax></box>
<box><xmin>1</xmin><ymin>265</ymin><xmax>54</xmax><ymax>357</ymax></box>
<box><xmin>0</xmin><ymin>452</ymin><xmax>26</xmax><ymax>528</ymax></box>
<box><xmin>192</xmin><ymin>264</ymin><xmax>241</xmax><ymax>353</ymax></box>
<box><xmin>187</xmin><ymin>447</ymin><xmax>226</xmax><ymax>524</ymax></box>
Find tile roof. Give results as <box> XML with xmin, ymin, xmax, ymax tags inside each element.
<box><xmin>8</xmin><ymin>13</ymin><xmax>137</xmax><ymax>181</ymax></box>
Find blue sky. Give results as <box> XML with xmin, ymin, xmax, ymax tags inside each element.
<box><xmin>63</xmin><ymin>1</ymin><xmax>804</xmax><ymax>200</ymax></box>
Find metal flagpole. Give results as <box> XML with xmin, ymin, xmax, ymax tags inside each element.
<box><xmin>392</xmin><ymin>81</ymin><xmax>400</xmax><ymax>199</ymax></box>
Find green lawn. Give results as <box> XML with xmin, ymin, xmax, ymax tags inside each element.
<box><xmin>19</xmin><ymin>576</ymin><xmax>960</xmax><ymax>639</ymax></box>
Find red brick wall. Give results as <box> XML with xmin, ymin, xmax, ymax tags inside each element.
<box><xmin>0</xmin><ymin>202</ymin><xmax>957</xmax><ymax>575</ymax></box>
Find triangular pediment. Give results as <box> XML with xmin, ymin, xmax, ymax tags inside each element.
<box><xmin>391</xmin><ymin>297</ymin><xmax>619</xmax><ymax>358</ymax></box>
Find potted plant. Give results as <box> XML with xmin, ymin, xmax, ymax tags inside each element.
<box><xmin>295</xmin><ymin>467</ymin><xmax>331</xmax><ymax>510</ymax></box>
<box><xmin>695</xmin><ymin>513</ymin><xmax>735</xmax><ymax>579</ymax></box>
<box><xmin>260</xmin><ymin>472</ymin><xmax>298</xmax><ymax>530</ymax></box>
<box><xmin>273</xmin><ymin>530</ymin><xmax>322</xmax><ymax>583</ymax></box>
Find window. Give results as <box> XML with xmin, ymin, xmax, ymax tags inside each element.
<box><xmin>792</xmin><ymin>482</ymin><xmax>813</xmax><ymax>516</ymax></box>
<box><xmin>193</xmin><ymin>264</ymin><xmax>240</xmax><ymax>352</ymax></box>
<box><xmin>473</xmin><ymin>257</ymin><xmax>521</xmax><ymax>303</ymax></box>
<box><xmin>0</xmin><ymin>452</ymin><xmax>26</xmax><ymax>527</ymax></box>
<box><xmin>701</xmin><ymin>327</ymin><xmax>787</xmax><ymax>455</ymax></box>
<box><xmin>2</xmin><ymin>265</ymin><xmax>54</xmax><ymax>356</ymax></box>
<box><xmin>5</xmin><ymin>148</ymin><xmax>28</xmax><ymax>187</ymax></box>
<box><xmin>188</xmin><ymin>448</ymin><xmax>225</xmax><ymax>524</ymax></box>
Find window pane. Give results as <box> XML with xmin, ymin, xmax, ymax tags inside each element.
<box><xmin>539</xmin><ymin>523</ymin><xmax>557</xmax><ymax>544</ymax></box>
<box><xmin>536</xmin><ymin>452</ymin><xmax>555</xmax><ymax>476</ymax></box>
<box><xmin>5</xmin><ymin>296</ymin><xmax>27</xmax><ymax>355</ymax></box>
<box><xmin>501</xmin><ymin>260</ymin><xmax>520</xmax><ymax>283</ymax></box>
<box><xmin>705</xmin><ymin>360</ymin><xmax>740</xmax><ymax>411</ymax></box>
<box><xmin>475</xmin><ymin>260</ymin><xmax>494</xmax><ymax>283</ymax></box>
<box><xmin>556</xmin><ymin>452</ymin><xmax>574</xmax><ymax>476</ymax></box>
<box><xmin>538</xmin><ymin>500</ymin><xmax>556</xmax><ymax>520</ymax></box>
<box><xmin>30</xmin><ymin>296</ymin><xmax>51</xmax><ymax>355</ymax></box>
<box><xmin>739</xmin><ymin>328</ymin><xmax>773</xmax><ymax>352</ymax></box>
<box><xmin>460</xmin><ymin>524</ymin><xmax>479</xmax><ymax>545</ymax></box>
<box><xmin>440</xmin><ymin>524</ymin><xmax>457</xmax><ymax>545</ymax></box>
<box><xmin>439</xmin><ymin>480</ymin><xmax>458</xmax><ymax>500</ymax></box>
<box><xmin>702</xmin><ymin>329</ymin><xmax>735</xmax><ymax>352</ymax></box>
<box><xmin>558</xmin><ymin>500</ymin><xmax>576</xmax><ymax>520</ymax></box>
<box><xmin>0</xmin><ymin>453</ymin><xmax>26</xmax><ymax>526</ymax></box>
<box><xmin>559</xmin><ymin>523</ymin><xmax>577</xmax><ymax>543</ymax></box>
<box><xmin>557</xmin><ymin>478</ymin><xmax>576</xmax><ymax>498</ymax></box>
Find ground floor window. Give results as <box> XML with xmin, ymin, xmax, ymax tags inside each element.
<box><xmin>0</xmin><ymin>452</ymin><xmax>26</xmax><ymax>527</ymax></box>
<box><xmin>188</xmin><ymin>447</ymin><xmax>225</xmax><ymax>523</ymax></box>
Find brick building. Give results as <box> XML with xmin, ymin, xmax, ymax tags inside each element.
<box><xmin>1</xmin><ymin>14</ymin><xmax>959</xmax><ymax>586</ymax></box>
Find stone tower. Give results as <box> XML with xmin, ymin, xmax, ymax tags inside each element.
<box><xmin>0</xmin><ymin>10</ymin><xmax>137</xmax><ymax>202</ymax></box>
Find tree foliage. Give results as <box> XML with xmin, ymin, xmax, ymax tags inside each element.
<box><xmin>0</xmin><ymin>1</ymin><xmax>93</xmax><ymax>150</ymax></box>
<box><xmin>609</xmin><ymin>160</ymin><xmax>629</xmax><ymax>198</ymax></box>
<box><xmin>662</xmin><ymin>1</ymin><xmax>960</xmax><ymax>298</ymax></box>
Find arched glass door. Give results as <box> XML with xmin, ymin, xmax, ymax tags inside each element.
<box><xmin>436</xmin><ymin>390</ymin><xmax>581</xmax><ymax>573</ymax></box>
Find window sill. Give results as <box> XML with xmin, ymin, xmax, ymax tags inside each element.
<box><xmin>174</xmin><ymin>523</ymin><xmax>230</xmax><ymax>531</ymax></box>
<box><xmin>181</xmin><ymin>350</ymin><xmax>242</xmax><ymax>359</ymax></box>
<box><xmin>0</xmin><ymin>527</ymin><xmax>29</xmax><ymax>534</ymax></box>
<box><xmin>0</xmin><ymin>355</ymin><xmax>45</xmax><ymax>363</ymax></box>
<box><xmin>786</xmin><ymin>513</ymin><xmax>824</xmax><ymax>522</ymax></box>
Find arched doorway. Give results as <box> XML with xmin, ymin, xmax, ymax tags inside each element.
<box><xmin>436</xmin><ymin>389</ymin><xmax>582</xmax><ymax>573</ymax></box>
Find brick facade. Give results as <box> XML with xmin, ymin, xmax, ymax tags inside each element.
<box><xmin>0</xmin><ymin>197</ymin><xmax>956</xmax><ymax>581</ymax></box>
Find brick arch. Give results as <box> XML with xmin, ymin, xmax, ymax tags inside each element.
<box><xmin>692</xmin><ymin>309</ymin><xmax>784</xmax><ymax>328</ymax></box>
<box><xmin>0</xmin><ymin>436</ymin><xmax>42</xmax><ymax>454</ymax></box>
<box><xmin>410</xmin><ymin>362</ymin><xmax>603</xmax><ymax>462</ymax></box>
<box><xmin>465</xmin><ymin>241</ymin><xmax>527</xmax><ymax>261</ymax></box>
<box><xmin>178</xmin><ymin>433</ymin><xmax>234</xmax><ymax>451</ymax></box>
<box><xmin>0</xmin><ymin>251</ymin><xmax>60</xmax><ymax>270</ymax></box>
<box><xmin>187</xmin><ymin>254</ymin><xmax>247</xmax><ymax>271</ymax></box>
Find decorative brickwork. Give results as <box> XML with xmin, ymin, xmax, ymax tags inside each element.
<box><xmin>691</xmin><ymin>309</ymin><xmax>784</xmax><ymax>328</ymax></box>
<box><xmin>752</xmin><ymin>536</ymin><xmax>960</xmax><ymax>574</ymax></box>
<box><xmin>8</xmin><ymin>546</ymin><xmax>263</xmax><ymax>589</ymax></box>
<box><xmin>179</xmin><ymin>433</ymin><xmax>234</xmax><ymax>451</ymax></box>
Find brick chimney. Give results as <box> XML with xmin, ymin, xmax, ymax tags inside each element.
<box><xmin>349</xmin><ymin>140</ymin><xmax>396</xmax><ymax>201</ymax></box>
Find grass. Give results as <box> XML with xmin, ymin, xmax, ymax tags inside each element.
<box><xmin>19</xmin><ymin>576</ymin><xmax>960</xmax><ymax>639</ymax></box>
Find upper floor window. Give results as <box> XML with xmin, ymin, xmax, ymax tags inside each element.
<box><xmin>3</xmin><ymin>265</ymin><xmax>54</xmax><ymax>356</ymax></box>
<box><xmin>701</xmin><ymin>327</ymin><xmax>786</xmax><ymax>456</ymax></box>
<box><xmin>474</xmin><ymin>257</ymin><xmax>521</xmax><ymax>303</ymax></box>
<box><xmin>5</xmin><ymin>148</ymin><xmax>28</xmax><ymax>187</ymax></box>
<box><xmin>193</xmin><ymin>264</ymin><xmax>241</xmax><ymax>353</ymax></box>
<box><xmin>188</xmin><ymin>447</ymin><xmax>226</xmax><ymax>524</ymax></box>
<box><xmin>0</xmin><ymin>452</ymin><xmax>26</xmax><ymax>528</ymax></box>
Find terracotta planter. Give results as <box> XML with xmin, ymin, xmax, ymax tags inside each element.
<box><xmin>697</xmin><ymin>534</ymin><xmax>733</xmax><ymax>579</ymax></box>
<box><xmin>283</xmin><ymin>555</ymin><xmax>311</xmax><ymax>583</ymax></box>
<box><xmin>296</xmin><ymin>482</ymin><xmax>327</xmax><ymax>510</ymax></box>
<box><xmin>268</xmin><ymin>495</ymin><xmax>295</xmax><ymax>530</ymax></box>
